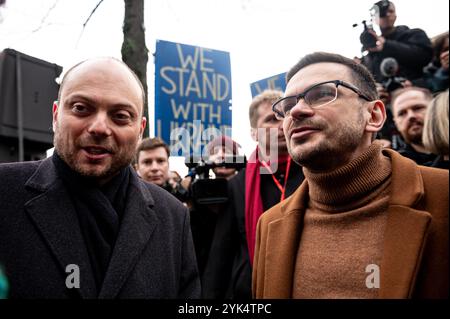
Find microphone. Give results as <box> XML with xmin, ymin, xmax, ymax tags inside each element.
<box><xmin>380</xmin><ymin>57</ymin><xmax>399</xmax><ymax>77</ymax></box>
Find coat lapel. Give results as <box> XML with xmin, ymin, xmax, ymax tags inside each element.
<box><xmin>378</xmin><ymin>149</ymin><xmax>432</xmax><ymax>298</ymax></box>
<box><xmin>98</xmin><ymin>172</ymin><xmax>157</xmax><ymax>299</ymax></box>
<box><xmin>24</xmin><ymin>158</ymin><xmax>97</xmax><ymax>298</ymax></box>
<box><xmin>262</xmin><ymin>182</ymin><xmax>309</xmax><ymax>298</ymax></box>
<box><xmin>379</xmin><ymin>206</ymin><xmax>431</xmax><ymax>298</ymax></box>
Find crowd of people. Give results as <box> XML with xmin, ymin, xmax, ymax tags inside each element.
<box><xmin>0</xmin><ymin>0</ymin><xmax>448</xmax><ymax>299</ymax></box>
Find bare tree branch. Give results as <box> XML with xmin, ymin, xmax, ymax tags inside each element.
<box><xmin>75</xmin><ymin>0</ymin><xmax>105</xmax><ymax>48</ymax></box>
<box><xmin>82</xmin><ymin>0</ymin><xmax>104</xmax><ymax>28</ymax></box>
<box><xmin>32</xmin><ymin>0</ymin><xmax>60</xmax><ymax>33</ymax></box>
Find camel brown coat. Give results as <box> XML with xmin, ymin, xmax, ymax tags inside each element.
<box><xmin>253</xmin><ymin>149</ymin><xmax>448</xmax><ymax>299</ymax></box>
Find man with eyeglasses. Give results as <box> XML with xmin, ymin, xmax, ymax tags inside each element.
<box><xmin>253</xmin><ymin>52</ymin><xmax>448</xmax><ymax>299</ymax></box>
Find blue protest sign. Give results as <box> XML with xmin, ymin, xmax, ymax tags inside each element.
<box><xmin>250</xmin><ymin>72</ymin><xmax>287</xmax><ymax>97</ymax></box>
<box><xmin>155</xmin><ymin>40</ymin><xmax>232</xmax><ymax>157</ymax></box>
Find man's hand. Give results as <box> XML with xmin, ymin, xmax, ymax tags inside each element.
<box><xmin>367</xmin><ymin>29</ymin><xmax>386</xmax><ymax>52</ymax></box>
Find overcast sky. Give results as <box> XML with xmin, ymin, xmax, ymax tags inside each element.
<box><xmin>1</xmin><ymin>0</ymin><xmax>448</xmax><ymax>174</ymax></box>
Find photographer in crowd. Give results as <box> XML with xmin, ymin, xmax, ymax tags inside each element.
<box><xmin>360</xmin><ymin>0</ymin><xmax>433</xmax><ymax>85</ymax></box>
<box><xmin>422</xmin><ymin>32</ymin><xmax>449</xmax><ymax>93</ymax></box>
<box><xmin>185</xmin><ymin>135</ymin><xmax>243</xmax><ymax>277</ymax></box>
<box><xmin>357</xmin><ymin>1</ymin><xmax>433</xmax><ymax>150</ymax></box>
<box><xmin>181</xmin><ymin>136</ymin><xmax>239</xmax><ymax>191</ymax></box>
<box><xmin>207</xmin><ymin>135</ymin><xmax>240</xmax><ymax>180</ymax></box>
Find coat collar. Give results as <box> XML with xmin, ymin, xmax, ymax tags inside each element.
<box><xmin>24</xmin><ymin>157</ymin><xmax>157</xmax><ymax>299</ymax></box>
<box><xmin>262</xmin><ymin>148</ymin><xmax>431</xmax><ymax>298</ymax></box>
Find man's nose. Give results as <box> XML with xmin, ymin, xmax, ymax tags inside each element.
<box><xmin>289</xmin><ymin>100</ymin><xmax>315</xmax><ymax>119</ymax></box>
<box><xmin>406</xmin><ymin>109</ymin><xmax>418</xmax><ymax>122</ymax></box>
<box><xmin>150</xmin><ymin>162</ymin><xmax>160</xmax><ymax>171</ymax></box>
<box><xmin>87</xmin><ymin>113</ymin><xmax>112</xmax><ymax>136</ymax></box>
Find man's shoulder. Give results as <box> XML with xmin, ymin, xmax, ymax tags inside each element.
<box><xmin>0</xmin><ymin>160</ymin><xmax>42</xmax><ymax>183</ymax></box>
<box><xmin>388</xmin><ymin>149</ymin><xmax>448</xmax><ymax>204</ymax></box>
<box><xmin>394</xmin><ymin>25</ymin><xmax>429</xmax><ymax>40</ymax></box>
<box><xmin>418</xmin><ymin>164</ymin><xmax>449</xmax><ymax>187</ymax></box>
<box><xmin>394</xmin><ymin>25</ymin><xmax>410</xmax><ymax>33</ymax></box>
<box><xmin>137</xmin><ymin>177</ymin><xmax>188</xmax><ymax>213</ymax></box>
<box><xmin>0</xmin><ymin>159</ymin><xmax>41</xmax><ymax>171</ymax></box>
<box><xmin>396</xmin><ymin>144</ymin><xmax>436</xmax><ymax>165</ymax></box>
<box><xmin>0</xmin><ymin>160</ymin><xmax>46</xmax><ymax>202</ymax></box>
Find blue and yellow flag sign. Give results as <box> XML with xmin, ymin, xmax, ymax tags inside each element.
<box><xmin>250</xmin><ymin>72</ymin><xmax>287</xmax><ymax>97</ymax></box>
<box><xmin>155</xmin><ymin>40</ymin><xmax>232</xmax><ymax>157</ymax></box>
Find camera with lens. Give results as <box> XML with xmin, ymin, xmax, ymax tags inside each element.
<box><xmin>185</xmin><ymin>155</ymin><xmax>246</xmax><ymax>206</ymax></box>
<box><xmin>355</xmin><ymin>0</ymin><xmax>391</xmax><ymax>51</ymax></box>
<box><xmin>359</xmin><ymin>20</ymin><xmax>378</xmax><ymax>51</ymax></box>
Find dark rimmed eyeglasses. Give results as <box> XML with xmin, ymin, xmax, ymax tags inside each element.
<box><xmin>272</xmin><ymin>80</ymin><xmax>372</xmax><ymax>119</ymax></box>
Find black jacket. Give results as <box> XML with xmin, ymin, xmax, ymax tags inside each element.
<box><xmin>397</xmin><ymin>143</ymin><xmax>437</xmax><ymax>166</ymax></box>
<box><xmin>362</xmin><ymin>25</ymin><xmax>433</xmax><ymax>82</ymax></box>
<box><xmin>0</xmin><ymin>157</ymin><xmax>200</xmax><ymax>298</ymax></box>
<box><xmin>201</xmin><ymin>161</ymin><xmax>304</xmax><ymax>299</ymax></box>
<box><xmin>425</xmin><ymin>155</ymin><xmax>449</xmax><ymax>170</ymax></box>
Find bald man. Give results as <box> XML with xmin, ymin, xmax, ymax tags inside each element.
<box><xmin>0</xmin><ymin>57</ymin><xmax>200</xmax><ymax>298</ymax></box>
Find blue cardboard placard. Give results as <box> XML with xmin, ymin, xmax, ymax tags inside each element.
<box><xmin>250</xmin><ymin>72</ymin><xmax>286</xmax><ymax>97</ymax></box>
<box><xmin>155</xmin><ymin>40</ymin><xmax>232</xmax><ymax>158</ymax></box>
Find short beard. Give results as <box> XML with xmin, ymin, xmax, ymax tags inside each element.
<box><xmin>53</xmin><ymin>129</ymin><xmax>134</xmax><ymax>181</ymax></box>
<box><xmin>289</xmin><ymin>110</ymin><xmax>365</xmax><ymax>172</ymax></box>
<box><xmin>405</xmin><ymin>131</ymin><xmax>423</xmax><ymax>146</ymax></box>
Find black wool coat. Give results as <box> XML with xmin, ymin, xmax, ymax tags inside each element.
<box><xmin>0</xmin><ymin>157</ymin><xmax>201</xmax><ymax>299</ymax></box>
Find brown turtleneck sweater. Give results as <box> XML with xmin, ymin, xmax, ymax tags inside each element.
<box><xmin>292</xmin><ymin>141</ymin><xmax>392</xmax><ymax>299</ymax></box>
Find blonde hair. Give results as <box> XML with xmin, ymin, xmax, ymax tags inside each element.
<box><xmin>423</xmin><ymin>90</ymin><xmax>449</xmax><ymax>156</ymax></box>
<box><xmin>248</xmin><ymin>90</ymin><xmax>283</xmax><ymax>128</ymax></box>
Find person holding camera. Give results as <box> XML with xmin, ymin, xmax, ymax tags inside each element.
<box><xmin>201</xmin><ymin>90</ymin><xmax>305</xmax><ymax>299</ymax></box>
<box><xmin>360</xmin><ymin>0</ymin><xmax>433</xmax><ymax>85</ymax></box>
<box><xmin>207</xmin><ymin>135</ymin><xmax>240</xmax><ymax>180</ymax></box>
<box><xmin>185</xmin><ymin>135</ymin><xmax>242</xmax><ymax>278</ymax></box>
<box><xmin>422</xmin><ymin>32</ymin><xmax>449</xmax><ymax>93</ymax></box>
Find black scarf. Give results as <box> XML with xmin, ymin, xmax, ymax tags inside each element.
<box><xmin>52</xmin><ymin>152</ymin><xmax>130</xmax><ymax>290</ymax></box>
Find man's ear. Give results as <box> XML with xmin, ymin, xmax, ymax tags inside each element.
<box><xmin>250</xmin><ymin>127</ymin><xmax>258</xmax><ymax>142</ymax></box>
<box><xmin>140</xmin><ymin>117</ymin><xmax>147</xmax><ymax>139</ymax></box>
<box><xmin>365</xmin><ymin>100</ymin><xmax>386</xmax><ymax>134</ymax></box>
<box><xmin>52</xmin><ymin>101</ymin><xmax>59</xmax><ymax>132</ymax></box>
